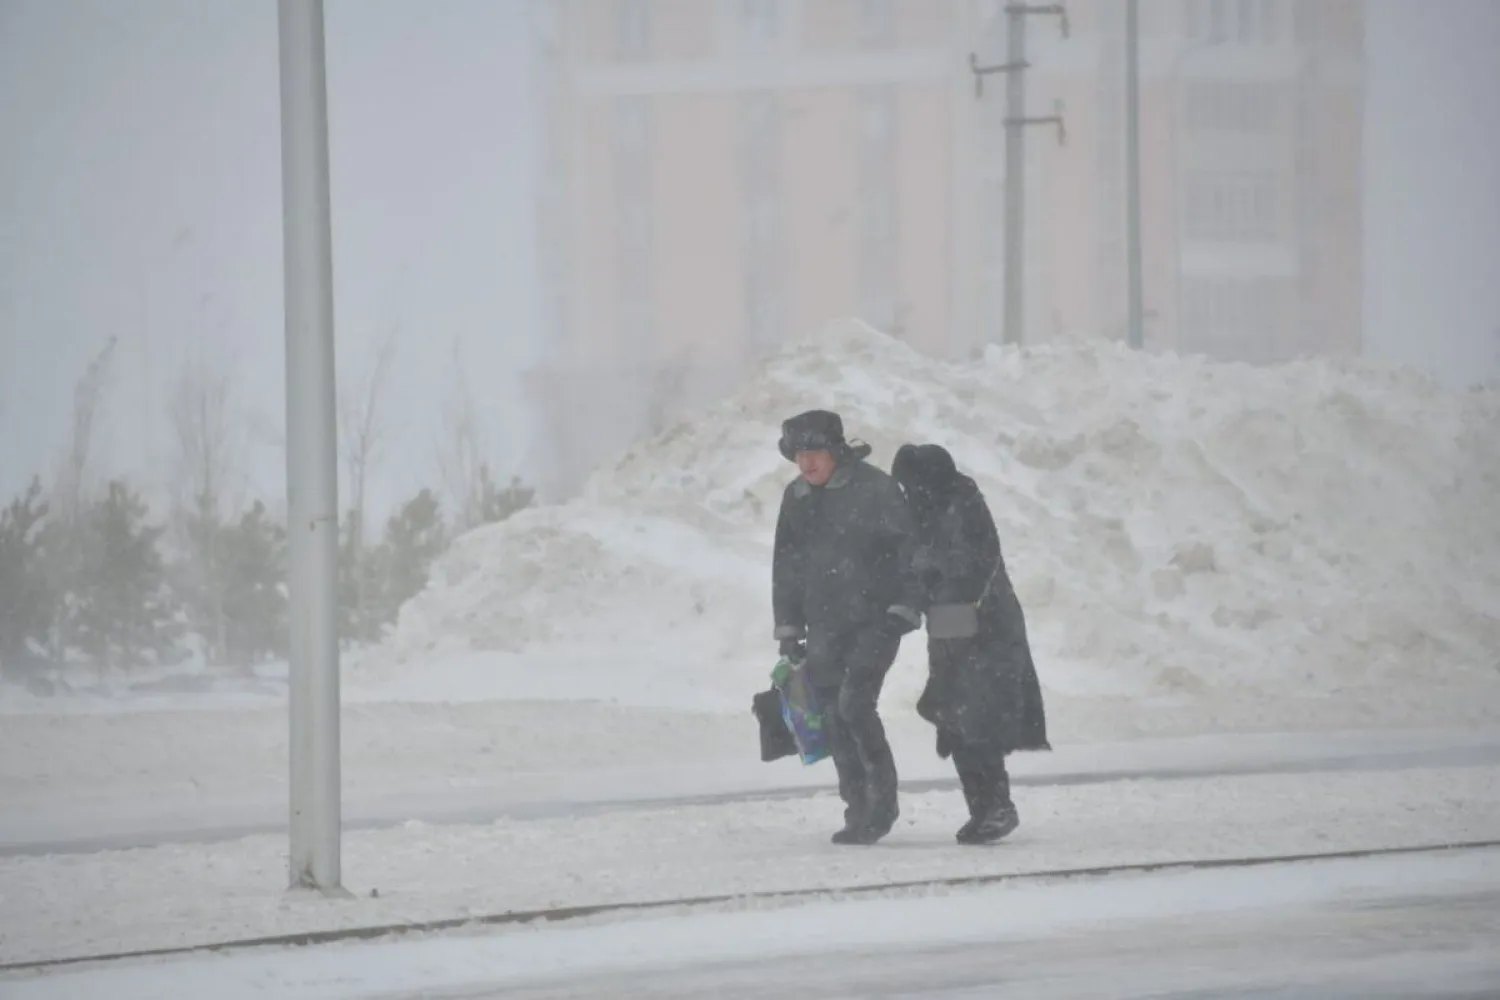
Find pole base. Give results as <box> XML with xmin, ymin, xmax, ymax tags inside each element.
<box><xmin>286</xmin><ymin>882</ymin><xmax>356</xmax><ymax>900</ymax></box>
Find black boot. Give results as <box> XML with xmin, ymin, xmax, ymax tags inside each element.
<box><xmin>833</xmin><ymin>752</ymin><xmax>900</xmax><ymax>845</ymax></box>
<box><xmin>856</xmin><ymin>745</ymin><xmax>900</xmax><ymax>843</ymax></box>
<box><xmin>963</xmin><ymin>800</ymin><xmax>1019</xmax><ymax>844</ymax></box>
<box><xmin>830</xmin><ymin>797</ymin><xmax>867</xmax><ymax>844</ymax></box>
<box><xmin>954</xmin><ymin>744</ymin><xmax>985</xmax><ymax>843</ymax></box>
<box><xmin>833</xmin><ymin>667</ymin><xmax>900</xmax><ymax>846</ymax></box>
<box><xmin>821</xmin><ymin>687</ymin><xmax>869</xmax><ymax>844</ymax></box>
<box><xmin>953</xmin><ymin>741</ymin><xmax>1017</xmax><ymax>844</ymax></box>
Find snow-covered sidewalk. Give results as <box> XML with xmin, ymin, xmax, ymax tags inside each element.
<box><xmin>8</xmin><ymin>651</ymin><xmax>1500</xmax><ymax>854</ymax></box>
<box><xmin>3</xmin><ymin>763</ymin><xmax>1498</xmax><ymax>966</ymax></box>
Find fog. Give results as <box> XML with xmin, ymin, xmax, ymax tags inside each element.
<box><xmin>3</xmin><ymin>3</ymin><xmax>1500</xmax><ymax>983</ymax></box>
<box><xmin>2</xmin><ymin>0</ymin><xmax>1497</xmax><ymax>515</ymax></box>
<box><xmin>0</xmin><ymin>0</ymin><xmax>539</xmax><ymax>520</ymax></box>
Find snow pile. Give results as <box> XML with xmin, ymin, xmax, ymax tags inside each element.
<box><xmin>366</xmin><ymin>319</ymin><xmax>1500</xmax><ymax>722</ymax></box>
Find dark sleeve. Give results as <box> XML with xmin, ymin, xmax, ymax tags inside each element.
<box><xmin>771</xmin><ymin>488</ymin><xmax>805</xmax><ymax>639</ymax></box>
<box><xmin>872</xmin><ymin>474</ymin><xmax>925</xmax><ymax>621</ymax></box>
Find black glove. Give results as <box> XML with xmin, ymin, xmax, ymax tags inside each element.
<box><xmin>779</xmin><ymin>637</ymin><xmax>807</xmax><ymax>663</ymax></box>
<box><xmin>882</xmin><ymin>609</ymin><xmax>920</xmax><ymax>638</ymax></box>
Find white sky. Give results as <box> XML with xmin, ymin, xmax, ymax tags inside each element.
<box><xmin>1</xmin><ymin>0</ymin><xmax>1497</xmax><ymax>517</ymax></box>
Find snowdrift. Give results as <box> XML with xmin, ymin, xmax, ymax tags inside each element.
<box><xmin>366</xmin><ymin>320</ymin><xmax>1500</xmax><ymax>723</ymax></box>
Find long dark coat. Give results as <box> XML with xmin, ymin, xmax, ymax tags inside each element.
<box><xmin>892</xmin><ymin>444</ymin><xmax>1050</xmax><ymax>755</ymax></box>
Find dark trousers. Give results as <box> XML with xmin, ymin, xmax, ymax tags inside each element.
<box><xmin>812</xmin><ymin>626</ymin><xmax>901</xmax><ymax>828</ymax></box>
<box><xmin>950</xmin><ymin>736</ymin><xmax>1013</xmax><ymax>819</ymax></box>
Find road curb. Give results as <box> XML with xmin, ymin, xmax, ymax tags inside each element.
<box><xmin>6</xmin><ymin>838</ymin><xmax>1499</xmax><ymax>974</ymax></box>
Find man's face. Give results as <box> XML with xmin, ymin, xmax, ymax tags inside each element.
<box><xmin>796</xmin><ymin>449</ymin><xmax>837</xmax><ymax>487</ymax></box>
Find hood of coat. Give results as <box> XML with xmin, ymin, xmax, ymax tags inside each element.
<box><xmin>891</xmin><ymin>443</ymin><xmax>970</xmax><ymax>518</ymax></box>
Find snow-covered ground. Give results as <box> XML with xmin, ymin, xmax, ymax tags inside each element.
<box><xmin>8</xmin><ymin>847</ymin><xmax>1499</xmax><ymax>999</ymax></box>
<box><xmin>3</xmin><ymin>762</ymin><xmax>1498</xmax><ymax>965</ymax></box>
<box><xmin>5</xmin><ymin>725</ymin><xmax>1499</xmax><ymax>853</ymax></box>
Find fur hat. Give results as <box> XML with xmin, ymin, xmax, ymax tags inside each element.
<box><xmin>778</xmin><ymin>409</ymin><xmax>847</xmax><ymax>461</ymax></box>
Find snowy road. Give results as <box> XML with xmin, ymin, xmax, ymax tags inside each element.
<box><xmin>507</xmin><ymin>856</ymin><xmax>1500</xmax><ymax>1000</ymax></box>
<box><xmin>8</xmin><ymin>848</ymin><xmax>1498</xmax><ymax>999</ymax></box>
<box><xmin>6</xmin><ymin>727</ymin><xmax>1499</xmax><ymax>855</ymax></box>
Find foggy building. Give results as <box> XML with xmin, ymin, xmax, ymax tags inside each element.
<box><xmin>526</xmin><ymin>0</ymin><xmax>1365</xmax><ymax>496</ymax></box>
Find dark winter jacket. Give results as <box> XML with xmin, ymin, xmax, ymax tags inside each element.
<box><xmin>771</xmin><ymin>454</ymin><xmax>923</xmax><ymax>650</ymax></box>
<box><xmin>892</xmin><ymin>444</ymin><xmax>1049</xmax><ymax>754</ymax></box>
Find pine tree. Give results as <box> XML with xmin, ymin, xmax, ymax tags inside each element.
<box><xmin>475</xmin><ymin>465</ymin><xmax>535</xmax><ymax>526</ymax></box>
<box><xmin>70</xmin><ymin>481</ymin><xmax>178</xmax><ymax>669</ymax></box>
<box><xmin>221</xmin><ymin>500</ymin><xmax>288</xmax><ymax>664</ymax></box>
<box><xmin>338</xmin><ymin>509</ymin><xmax>387</xmax><ymax>644</ymax></box>
<box><xmin>0</xmin><ymin>477</ymin><xmax>53</xmax><ymax>664</ymax></box>
<box><xmin>381</xmin><ymin>487</ymin><xmax>448</xmax><ymax>621</ymax></box>
<box><xmin>173</xmin><ymin>489</ymin><xmax>230</xmax><ymax>664</ymax></box>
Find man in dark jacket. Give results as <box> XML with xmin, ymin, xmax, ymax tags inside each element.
<box><xmin>892</xmin><ymin>443</ymin><xmax>1049</xmax><ymax>845</ymax></box>
<box><xmin>773</xmin><ymin>410</ymin><xmax>923</xmax><ymax>845</ymax></box>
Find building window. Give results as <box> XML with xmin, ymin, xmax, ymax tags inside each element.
<box><xmin>615</xmin><ymin>0</ymin><xmax>651</xmax><ymax>59</ymax></box>
<box><xmin>619</xmin><ymin>203</ymin><xmax>650</xmax><ymax>250</ymax></box>
<box><xmin>741</xmin><ymin>93</ymin><xmax>782</xmax><ymax>348</ymax></box>
<box><xmin>747</xmin><ymin>193</ymin><xmax>776</xmax><ymax>244</ymax></box>
<box><xmin>1185</xmin><ymin>0</ymin><xmax>1228</xmax><ymax>42</ymax></box>
<box><xmin>1294</xmin><ymin>0</ymin><xmax>1318</xmax><ymax>45</ymax></box>
<box><xmin>858</xmin><ymin>88</ymin><xmax>898</xmax><ymax>332</ymax></box>
<box><xmin>862</xmin><ymin>198</ymin><xmax>895</xmax><ymax>241</ymax></box>
<box><xmin>1184</xmin><ymin>0</ymin><xmax>1279</xmax><ymax>43</ymax></box>
<box><xmin>1258</xmin><ymin>0</ymin><xmax>1279</xmax><ymax>43</ymax></box>
<box><xmin>740</xmin><ymin>0</ymin><xmax>778</xmax><ymax>47</ymax></box>
<box><xmin>612</xmin><ymin>96</ymin><xmax>654</xmax><ymax>353</ymax></box>
<box><xmin>532</xmin><ymin>1</ymin><xmax>559</xmax><ymax>47</ymax></box>
<box><xmin>862</xmin><ymin>100</ymin><xmax>892</xmax><ymax>142</ymax></box>
<box><xmin>1184</xmin><ymin>81</ymin><xmax>1278</xmax><ymax>133</ymax></box>
<box><xmin>859</xmin><ymin>0</ymin><xmax>896</xmax><ymax>47</ymax></box>
<box><xmin>1184</xmin><ymin>171</ymin><xmax>1278</xmax><ymax>242</ymax></box>
<box><xmin>614</xmin><ymin>97</ymin><xmax>649</xmax><ymax>150</ymax></box>
<box><xmin>1182</xmin><ymin>276</ymin><xmax>1283</xmax><ymax>356</ymax></box>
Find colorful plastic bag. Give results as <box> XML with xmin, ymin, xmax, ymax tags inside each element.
<box><xmin>771</xmin><ymin>657</ymin><xmax>829</xmax><ymax>765</ymax></box>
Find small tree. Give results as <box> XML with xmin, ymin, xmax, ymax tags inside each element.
<box><xmin>69</xmin><ymin>480</ymin><xmax>178</xmax><ymax>670</ymax></box>
<box><xmin>0</xmin><ymin>477</ymin><xmax>52</xmax><ymax>664</ymax></box>
<box><xmin>381</xmin><ymin>487</ymin><xmax>448</xmax><ymax>618</ymax></box>
<box><xmin>221</xmin><ymin>500</ymin><xmax>288</xmax><ymax>664</ymax></box>
<box><xmin>172</xmin><ymin>489</ymin><xmax>231</xmax><ymax>664</ymax></box>
<box><xmin>338</xmin><ymin>510</ymin><xmax>388</xmax><ymax>645</ymax></box>
<box><xmin>435</xmin><ymin>337</ymin><xmax>486</xmax><ymax>532</ymax></box>
<box><xmin>339</xmin><ymin>328</ymin><xmax>398</xmax><ymax>633</ymax></box>
<box><xmin>166</xmin><ymin>353</ymin><xmax>242</xmax><ymax>663</ymax></box>
<box><xmin>475</xmin><ymin>465</ymin><xmax>535</xmax><ymax>526</ymax></box>
<box><xmin>644</xmin><ymin>350</ymin><xmax>693</xmax><ymax>437</ymax></box>
<box><xmin>41</xmin><ymin>337</ymin><xmax>117</xmax><ymax>662</ymax></box>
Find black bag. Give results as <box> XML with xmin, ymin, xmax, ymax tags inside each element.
<box><xmin>752</xmin><ymin>686</ymin><xmax>797</xmax><ymax>762</ymax></box>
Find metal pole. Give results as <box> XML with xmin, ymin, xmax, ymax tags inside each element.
<box><xmin>1124</xmin><ymin>0</ymin><xmax>1145</xmax><ymax>349</ymax></box>
<box><xmin>1003</xmin><ymin>3</ymin><xmax>1026</xmax><ymax>346</ymax></box>
<box><xmin>1171</xmin><ymin>36</ymin><xmax>1222</xmax><ymax>353</ymax></box>
<box><xmin>278</xmin><ymin>0</ymin><xmax>344</xmax><ymax>894</ymax></box>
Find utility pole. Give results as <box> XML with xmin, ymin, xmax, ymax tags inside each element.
<box><xmin>278</xmin><ymin>0</ymin><xmax>346</xmax><ymax>896</ymax></box>
<box><xmin>971</xmin><ymin>4</ymin><xmax>1069</xmax><ymax>347</ymax></box>
<box><xmin>1125</xmin><ymin>0</ymin><xmax>1145</xmax><ymax>349</ymax></box>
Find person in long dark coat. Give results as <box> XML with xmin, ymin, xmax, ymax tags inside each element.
<box><xmin>772</xmin><ymin>410</ymin><xmax>924</xmax><ymax>845</ymax></box>
<box><xmin>891</xmin><ymin>443</ymin><xmax>1049</xmax><ymax>844</ymax></box>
